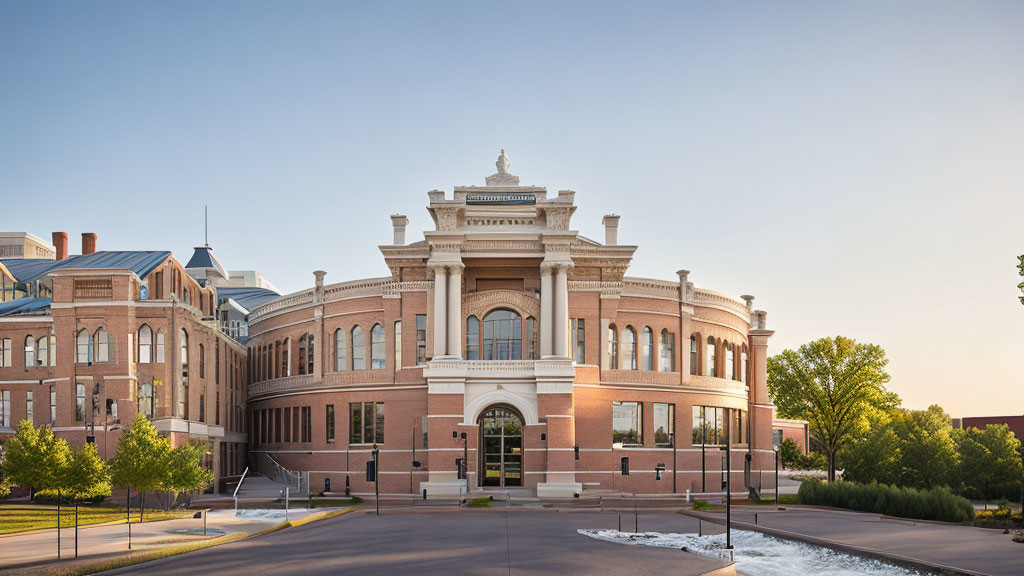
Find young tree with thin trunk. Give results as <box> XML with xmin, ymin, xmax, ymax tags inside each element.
<box><xmin>768</xmin><ymin>336</ymin><xmax>898</xmax><ymax>482</ymax></box>
<box><xmin>3</xmin><ymin>421</ymin><xmax>72</xmax><ymax>558</ymax></box>
<box><xmin>164</xmin><ymin>439</ymin><xmax>214</xmax><ymax>508</ymax></box>
<box><xmin>109</xmin><ymin>415</ymin><xmax>170</xmax><ymax>527</ymax></box>
<box><xmin>60</xmin><ymin>442</ymin><xmax>110</xmax><ymax>558</ymax></box>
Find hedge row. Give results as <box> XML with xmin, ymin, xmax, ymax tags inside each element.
<box><xmin>798</xmin><ymin>478</ymin><xmax>974</xmax><ymax>523</ymax></box>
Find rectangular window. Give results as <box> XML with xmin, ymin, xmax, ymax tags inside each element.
<box><xmin>691</xmin><ymin>406</ymin><xmax>745</xmax><ymax>445</ymax></box>
<box><xmin>275</xmin><ymin>407</ymin><xmax>282</xmax><ymax>443</ymax></box>
<box><xmin>199</xmin><ymin>394</ymin><xmax>206</xmax><ymax>422</ymax></box>
<box><xmin>326</xmin><ymin>404</ymin><xmax>335</xmax><ymax>443</ymax></box>
<box><xmin>0</xmin><ymin>390</ymin><xmax>10</xmax><ymax>428</ymax></box>
<box><xmin>138</xmin><ymin>382</ymin><xmax>154</xmax><ymax>418</ymax></box>
<box><xmin>571</xmin><ymin>319</ymin><xmax>585</xmax><ymax>363</ymax></box>
<box><xmin>612</xmin><ymin>401</ymin><xmax>642</xmax><ymax>448</ymax></box>
<box><xmin>302</xmin><ymin>406</ymin><xmax>312</xmax><ymax>443</ymax></box>
<box><xmin>415</xmin><ymin>314</ymin><xmax>427</xmax><ymax>364</ymax></box>
<box><xmin>215</xmin><ymin>391</ymin><xmax>220</xmax><ymax>425</ymax></box>
<box><xmin>26</xmin><ymin>390</ymin><xmax>33</xmax><ymax>424</ymax></box>
<box><xmin>0</xmin><ymin>338</ymin><xmax>11</xmax><ymax>367</ymax></box>
<box><xmin>349</xmin><ymin>401</ymin><xmax>384</xmax><ymax>444</ymax></box>
<box><xmin>654</xmin><ymin>403</ymin><xmax>675</xmax><ymax>447</ymax></box>
<box><xmin>394</xmin><ymin>321</ymin><xmax>402</xmax><ymax>369</ymax></box>
<box><xmin>659</xmin><ymin>332</ymin><xmax>675</xmax><ymax>372</ymax></box>
<box><xmin>284</xmin><ymin>407</ymin><xmax>292</xmax><ymax>442</ymax></box>
<box><xmin>75</xmin><ymin>383</ymin><xmax>86</xmax><ymax>422</ymax></box>
<box><xmin>49</xmin><ymin>385</ymin><xmax>56</xmax><ymax>424</ymax></box>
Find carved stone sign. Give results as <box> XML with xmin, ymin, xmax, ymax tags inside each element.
<box><xmin>466</xmin><ymin>193</ymin><xmax>536</xmax><ymax>205</ymax></box>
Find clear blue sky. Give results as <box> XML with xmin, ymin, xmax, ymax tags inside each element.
<box><xmin>2</xmin><ymin>1</ymin><xmax>1023</xmax><ymax>416</ymax></box>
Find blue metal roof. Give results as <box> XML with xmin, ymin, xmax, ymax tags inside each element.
<box><xmin>185</xmin><ymin>246</ymin><xmax>228</xmax><ymax>278</ymax></box>
<box><xmin>0</xmin><ymin>297</ymin><xmax>52</xmax><ymax>317</ymax></box>
<box><xmin>0</xmin><ymin>251</ymin><xmax>171</xmax><ymax>283</ymax></box>
<box><xmin>216</xmin><ymin>286</ymin><xmax>280</xmax><ymax>312</ymax></box>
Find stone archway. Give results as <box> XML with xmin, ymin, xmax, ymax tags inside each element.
<box><xmin>478</xmin><ymin>405</ymin><xmax>524</xmax><ymax>487</ymax></box>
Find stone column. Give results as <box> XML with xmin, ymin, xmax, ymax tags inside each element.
<box><xmin>553</xmin><ymin>265</ymin><xmax>569</xmax><ymax>357</ymax></box>
<box><xmin>748</xmin><ymin>311</ymin><xmax>775</xmax><ymax>468</ymax></box>
<box><xmin>446</xmin><ymin>265</ymin><xmax>463</xmax><ymax>359</ymax></box>
<box><xmin>432</xmin><ymin>266</ymin><xmax>447</xmax><ymax>358</ymax></box>
<box><xmin>540</xmin><ymin>267</ymin><xmax>553</xmax><ymax>357</ymax></box>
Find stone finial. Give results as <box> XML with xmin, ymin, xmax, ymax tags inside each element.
<box><xmin>314</xmin><ymin>270</ymin><xmax>327</xmax><ymax>302</ymax></box>
<box><xmin>676</xmin><ymin>270</ymin><xmax>690</xmax><ymax>284</ymax></box>
<box><xmin>753</xmin><ymin>310</ymin><xmax>767</xmax><ymax>330</ymax></box>
<box><xmin>391</xmin><ymin>214</ymin><xmax>409</xmax><ymax>245</ymax></box>
<box><xmin>602</xmin><ymin>214</ymin><xmax>620</xmax><ymax>245</ymax></box>
<box><xmin>741</xmin><ymin>295</ymin><xmax>755</xmax><ymax>313</ymax></box>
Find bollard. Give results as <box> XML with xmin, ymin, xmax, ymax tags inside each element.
<box><xmin>699</xmin><ymin>518</ymin><xmax>702</xmax><ymax>538</ymax></box>
<box><xmin>755</xmin><ymin>512</ymin><xmax>758</xmax><ymax>525</ymax></box>
<box><xmin>685</xmin><ymin>488</ymin><xmax>690</xmax><ymax>503</ymax></box>
<box><xmin>618</xmin><ymin>514</ymin><xmax>621</xmax><ymax>532</ymax></box>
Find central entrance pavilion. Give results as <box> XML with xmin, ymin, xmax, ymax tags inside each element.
<box><xmin>479</xmin><ymin>405</ymin><xmax>524</xmax><ymax>487</ymax></box>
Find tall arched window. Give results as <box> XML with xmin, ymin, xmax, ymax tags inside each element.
<box><xmin>465</xmin><ymin>316</ymin><xmax>480</xmax><ymax>360</ymax></box>
<box><xmin>660</xmin><ymin>329</ymin><xmax>675</xmax><ymax>372</ymax></box>
<box><xmin>179</xmin><ymin>329</ymin><xmax>189</xmax><ymax>365</ymax></box>
<box><xmin>741</xmin><ymin>345</ymin><xmax>748</xmax><ymax>384</ymax></box>
<box><xmin>281</xmin><ymin>337</ymin><xmax>290</xmax><ymax>376</ymax></box>
<box><xmin>690</xmin><ymin>334</ymin><xmax>698</xmax><ymax>375</ymax></box>
<box><xmin>36</xmin><ymin>333</ymin><xmax>48</xmax><ymax>367</ymax></box>
<box><xmin>525</xmin><ymin>317</ymin><xmax>536</xmax><ymax>360</ymax></box>
<box><xmin>138</xmin><ymin>381</ymin><xmax>154</xmax><ymax>418</ymax></box>
<box><xmin>370</xmin><ymin>324</ymin><xmax>385</xmax><ymax>369</ymax></box>
<box><xmin>622</xmin><ymin>326</ymin><xmax>637</xmax><ymax>370</ymax></box>
<box><xmin>640</xmin><ymin>327</ymin><xmax>653</xmax><ymax>371</ymax></box>
<box><xmin>75</xmin><ymin>383</ymin><xmax>86</xmax><ymax>421</ymax></box>
<box><xmin>335</xmin><ymin>329</ymin><xmax>347</xmax><ymax>371</ymax></box>
<box><xmin>156</xmin><ymin>330</ymin><xmax>165</xmax><ymax>363</ymax></box>
<box><xmin>483</xmin><ymin>309</ymin><xmax>522</xmax><ymax>360</ymax></box>
<box><xmin>76</xmin><ymin>329</ymin><xmax>91</xmax><ymax>364</ymax></box>
<box><xmin>138</xmin><ymin>324</ymin><xmax>153</xmax><ymax>363</ymax></box>
<box><xmin>305</xmin><ymin>333</ymin><xmax>314</xmax><ymax>375</ymax></box>
<box><xmin>351</xmin><ymin>326</ymin><xmax>365</xmax><ymax>370</ymax></box>
<box><xmin>705</xmin><ymin>336</ymin><xmax>716</xmax><ymax>377</ymax></box>
<box><xmin>298</xmin><ymin>334</ymin><xmax>309</xmax><ymax>375</ymax></box>
<box><xmin>725</xmin><ymin>342</ymin><xmax>734</xmax><ymax>380</ymax></box>
<box><xmin>608</xmin><ymin>324</ymin><xmax>619</xmax><ymax>369</ymax></box>
<box><xmin>95</xmin><ymin>328</ymin><xmax>111</xmax><ymax>363</ymax></box>
<box><xmin>24</xmin><ymin>335</ymin><xmax>34</xmax><ymax>370</ymax></box>
<box><xmin>199</xmin><ymin>343</ymin><xmax>206</xmax><ymax>378</ymax></box>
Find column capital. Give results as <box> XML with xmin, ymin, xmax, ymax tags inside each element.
<box><xmin>541</xmin><ymin>260</ymin><xmax>574</xmax><ymax>273</ymax></box>
<box><xmin>445</xmin><ymin>263</ymin><xmax>465</xmax><ymax>274</ymax></box>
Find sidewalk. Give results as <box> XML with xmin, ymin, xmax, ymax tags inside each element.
<box><xmin>700</xmin><ymin>505</ymin><xmax>1022</xmax><ymax>576</ymax></box>
<box><xmin>0</xmin><ymin>507</ymin><xmax>329</xmax><ymax>572</ymax></box>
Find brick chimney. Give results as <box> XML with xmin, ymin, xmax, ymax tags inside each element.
<box><xmin>52</xmin><ymin>232</ymin><xmax>68</xmax><ymax>260</ymax></box>
<box><xmin>82</xmin><ymin>233</ymin><xmax>97</xmax><ymax>255</ymax></box>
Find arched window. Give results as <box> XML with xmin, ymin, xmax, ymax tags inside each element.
<box><xmin>370</xmin><ymin>324</ymin><xmax>385</xmax><ymax>369</ymax></box>
<box><xmin>705</xmin><ymin>336</ymin><xmax>716</xmax><ymax>377</ymax></box>
<box><xmin>351</xmin><ymin>326</ymin><xmax>365</xmax><ymax>370</ymax></box>
<box><xmin>622</xmin><ymin>326</ymin><xmax>637</xmax><ymax>370</ymax></box>
<box><xmin>36</xmin><ymin>333</ymin><xmax>48</xmax><ymax>367</ymax></box>
<box><xmin>138</xmin><ymin>324</ymin><xmax>153</xmax><ymax>363</ymax></box>
<box><xmin>640</xmin><ymin>327</ymin><xmax>653</xmax><ymax>371</ymax></box>
<box><xmin>525</xmin><ymin>317</ymin><xmax>536</xmax><ymax>360</ymax></box>
<box><xmin>465</xmin><ymin>316</ymin><xmax>480</xmax><ymax>360</ymax></box>
<box><xmin>24</xmin><ymin>335</ymin><xmax>34</xmax><ymax>370</ymax></box>
<box><xmin>183</xmin><ymin>289</ymin><xmax>191</xmax><ymax>306</ymax></box>
<box><xmin>95</xmin><ymin>328</ymin><xmax>111</xmax><ymax>363</ymax></box>
<box><xmin>305</xmin><ymin>333</ymin><xmax>314</xmax><ymax>374</ymax></box>
<box><xmin>608</xmin><ymin>324</ymin><xmax>619</xmax><ymax>369</ymax></box>
<box><xmin>725</xmin><ymin>342</ymin><xmax>734</xmax><ymax>380</ymax></box>
<box><xmin>199</xmin><ymin>343</ymin><xmax>206</xmax><ymax>378</ymax></box>
<box><xmin>281</xmin><ymin>337</ymin><xmax>290</xmax><ymax>376</ymax></box>
<box><xmin>660</xmin><ymin>329</ymin><xmax>675</xmax><ymax>372</ymax></box>
<box><xmin>156</xmin><ymin>330</ymin><xmax>165</xmax><ymax>363</ymax></box>
<box><xmin>179</xmin><ymin>329</ymin><xmax>189</xmax><ymax>366</ymax></box>
<box><xmin>690</xmin><ymin>334</ymin><xmax>698</xmax><ymax>375</ymax></box>
<box><xmin>75</xmin><ymin>383</ymin><xmax>86</xmax><ymax>421</ymax></box>
<box><xmin>483</xmin><ymin>309</ymin><xmax>522</xmax><ymax>360</ymax></box>
<box><xmin>76</xmin><ymin>329</ymin><xmax>91</xmax><ymax>364</ymax></box>
<box><xmin>741</xmin><ymin>345</ymin><xmax>748</xmax><ymax>384</ymax></box>
<box><xmin>335</xmin><ymin>329</ymin><xmax>347</xmax><ymax>371</ymax></box>
<box><xmin>298</xmin><ymin>334</ymin><xmax>311</xmax><ymax>375</ymax></box>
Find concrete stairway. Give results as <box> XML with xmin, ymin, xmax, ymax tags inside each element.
<box><xmin>233</xmin><ymin>474</ymin><xmax>309</xmax><ymax>500</ymax></box>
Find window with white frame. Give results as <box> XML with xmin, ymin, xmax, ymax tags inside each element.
<box><xmin>394</xmin><ymin>321</ymin><xmax>402</xmax><ymax>369</ymax></box>
<box><xmin>0</xmin><ymin>390</ymin><xmax>10</xmax><ymax>428</ymax></box>
<box><xmin>571</xmin><ymin>318</ymin><xmax>585</xmax><ymax>363</ymax></box>
<box><xmin>24</xmin><ymin>335</ymin><xmax>34</xmax><ymax>370</ymax></box>
<box><xmin>370</xmin><ymin>323</ymin><xmax>385</xmax><ymax>369</ymax></box>
<box><xmin>659</xmin><ymin>330</ymin><xmax>674</xmax><ymax>372</ymax></box>
<box><xmin>640</xmin><ymin>326</ymin><xmax>653</xmax><ymax>371</ymax></box>
<box><xmin>334</xmin><ymin>329</ymin><xmax>347</xmax><ymax>372</ymax></box>
<box><xmin>612</xmin><ymin>401</ymin><xmax>642</xmax><ymax>447</ymax></box>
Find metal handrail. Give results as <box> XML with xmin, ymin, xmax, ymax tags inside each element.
<box><xmin>233</xmin><ymin>466</ymin><xmax>249</xmax><ymax>510</ymax></box>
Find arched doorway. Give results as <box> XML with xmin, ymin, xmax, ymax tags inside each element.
<box><xmin>478</xmin><ymin>405</ymin><xmax>523</xmax><ymax>487</ymax></box>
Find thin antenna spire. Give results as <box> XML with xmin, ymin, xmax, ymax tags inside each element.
<box><xmin>204</xmin><ymin>205</ymin><xmax>208</xmax><ymax>247</ymax></box>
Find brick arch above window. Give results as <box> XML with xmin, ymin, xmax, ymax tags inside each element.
<box><xmin>462</xmin><ymin>288</ymin><xmax>540</xmax><ymax>321</ymax></box>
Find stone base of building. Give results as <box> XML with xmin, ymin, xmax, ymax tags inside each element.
<box><xmin>536</xmin><ymin>482</ymin><xmax>583</xmax><ymax>498</ymax></box>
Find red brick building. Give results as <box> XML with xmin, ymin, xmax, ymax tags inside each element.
<box><xmin>243</xmin><ymin>152</ymin><xmax>778</xmax><ymax>498</ymax></box>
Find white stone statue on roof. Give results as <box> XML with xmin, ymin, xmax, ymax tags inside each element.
<box><xmin>486</xmin><ymin>148</ymin><xmax>520</xmax><ymax>186</ymax></box>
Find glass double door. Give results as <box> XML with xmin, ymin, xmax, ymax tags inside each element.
<box><xmin>479</xmin><ymin>407</ymin><xmax>523</xmax><ymax>487</ymax></box>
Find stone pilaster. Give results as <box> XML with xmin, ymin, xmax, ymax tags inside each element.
<box><xmin>431</xmin><ymin>265</ymin><xmax>447</xmax><ymax>358</ymax></box>
<box><xmin>446</xmin><ymin>264</ymin><xmax>463</xmax><ymax>359</ymax></box>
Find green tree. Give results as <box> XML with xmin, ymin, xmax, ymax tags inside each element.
<box><xmin>768</xmin><ymin>336</ymin><xmax>899</xmax><ymax>481</ymax></box>
<box><xmin>953</xmin><ymin>424</ymin><xmax>1022</xmax><ymax>500</ymax></box>
<box><xmin>109</xmin><ymin>415</ymin><xmax>171</xmax><ymax>520</ymax></box>
<box><xmin>896</xmin><ymin>406</ymin><xmax>957</xmax><ymax>489</ymax></box>
<box><xmin>163</xmin><ymin>440</ymin><xmax>214</xmax><ymax>508</ymax></box>
<box><xmin>61</xmin><ymin>442</ymin><xmax>110</xmax><ymax>556</ymax></box>
<box><xmin>3</xmin><ymin>421</ymin><xmax>71</xmax><ymax>497</ymax></box>
<box><xmin>839</xmin><ymin>409</ymin><xmax>902</xmax><ymax>485</ymax></box>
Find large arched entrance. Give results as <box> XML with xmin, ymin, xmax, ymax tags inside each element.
<box><xmin>478</xmin><ymin>405</ymin><xmax>523</xmax><ymax>487</ymax></box>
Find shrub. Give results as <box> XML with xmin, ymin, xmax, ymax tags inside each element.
<box><xmin>798</xmin><ymin>478</ymin><xmax>974</xmax><ymax>523</ymax></box>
